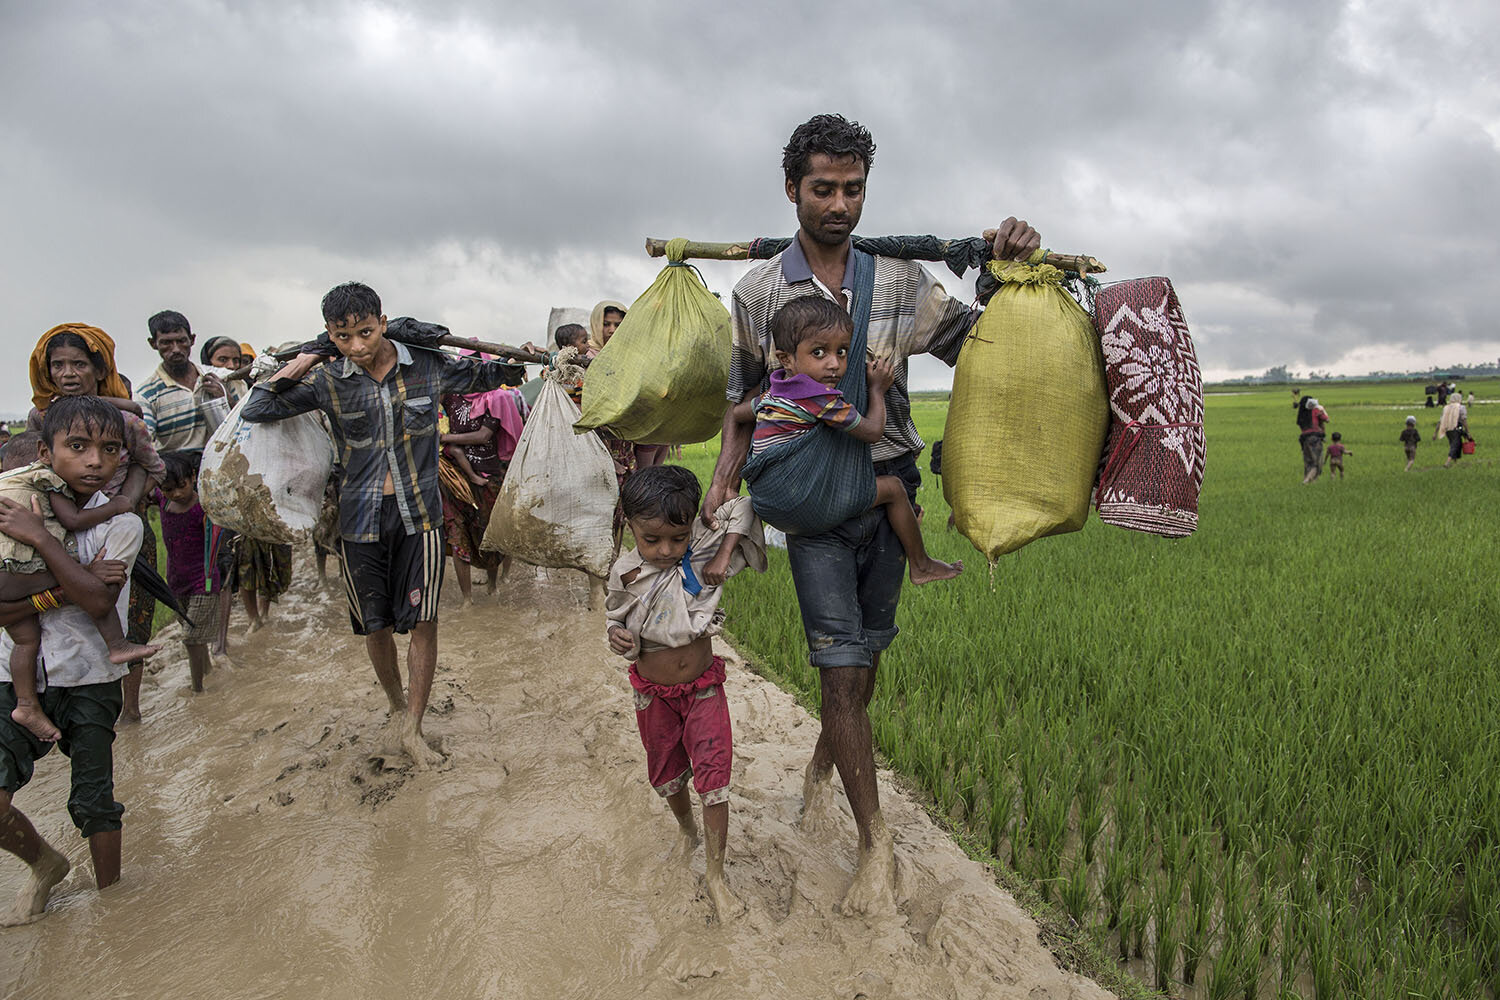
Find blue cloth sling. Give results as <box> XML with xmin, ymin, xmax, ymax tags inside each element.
<box><xmin>741</xmin><ymin>249</ymin><xmax>878</xmax><ymax>536</ymax></box>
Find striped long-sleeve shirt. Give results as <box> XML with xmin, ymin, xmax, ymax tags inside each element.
<box><xmin>727</xmin><ymin>235</ymin><xmax>979</xmax><ymax>462</ymax></box>
<box><xmin>241</xmin><ymin>342</ymin><xmax>517</xmax><ymax>543</ymax></box>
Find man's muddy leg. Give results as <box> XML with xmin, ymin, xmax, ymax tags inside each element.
<box><xmin>822</xmin><ymin>664</ymin><xmax>896</xmax><ymax>915</ymax></box>
<box><xmin>119</xmin><ymin>663</ymin><xmax>143</xmax><ymax>724</ymax></box>
<box><xmin>365</xmin><ymin>627</ymin><xmax>406</xmax><ymax>714</ymax></box>
<box><xmin>802</xmin><ymin>654</ymin><xmax>879</xmax><ymax>832</ymax></box>
<box><xmin>397</xmin><ymin>621</ymin><xmax>443</xmax><ymax>768</ymax></box>
<box><xmin>0</xmin><ymin>791</ymin><xmax>70</xmax><ymax>926</ymax></box>
<box><xmin>453</xmin><ymin>558</ymin><xmax>473</xmax><ymax>607</ymax></box>
<box><xmin>88</xmin><ymin>829</ymin><xmax>121</xmax><ymax>889</ymax></box>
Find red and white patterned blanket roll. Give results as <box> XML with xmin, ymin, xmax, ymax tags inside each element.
<box><xmin>1091</xmin><ymin>277</ymin><xmax>1205</xmax><ymax>537</ymax></box>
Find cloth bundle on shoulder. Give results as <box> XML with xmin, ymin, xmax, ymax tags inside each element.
<box><xmin>741</xmin><ymin>252</ymin><xmax>877</xmax><ymax>536</ymax></box>
<box><xmin>199</xmin><ymin>395</ymin><xmax>336</xmax><ymax>544</ymax></box>
<box><xmin>1091</xmin><ymin>277</ymin><xmax>1204</xmax><ymax>536</ymax></box>
<box><xmin>942</xmin><ymin>252</ymin><xmax>1109</xmax><ymax>563</ymax></box>
<box><xmin>574</xmin><ymin>239</ymin><xmax>731</xmax><ymax>444</ymax></box>
<box><xmin>483</xmin><ymin>353</ymin><xmax>619</xmax><ymax>578</ymax></box>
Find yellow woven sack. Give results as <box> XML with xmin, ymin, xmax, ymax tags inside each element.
<box><xmin>942</xmin><ymin>252</ymin><xmax>1108</xmax><ymax>563</ymax></box>
<box><xmin>574</xmin><ymin>238</ymin><xmax>730</xmax><ymax>444</ymax></box>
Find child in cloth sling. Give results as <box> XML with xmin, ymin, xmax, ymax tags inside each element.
<box><xmin>736</xmin><ymin>289</ymin><xmax>961</xmax><ymax>584</ymax></box>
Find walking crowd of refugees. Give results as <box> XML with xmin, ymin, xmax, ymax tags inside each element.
<box><xmin>1293</xmin><ymin>380</ymin><xmax>1478</xmax><ymax>484</ymax></box>
<box><xmin>0</xmin><ymin>113</ymin><xmax>1038</xmax><ymax>927</ymax></box>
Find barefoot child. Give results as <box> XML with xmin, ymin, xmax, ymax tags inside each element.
<box><xmin>0</xmin><ymin>395</ymin><xmax>144</xmax><ymax>923</ymax></box>
<box><xmin>157</xmin><ymin>451</ymin><xmax>227</xmax><ymax>693</ymax></box>
<box><xmin>0</xmin><ymin>399</ymin><xmax>159</xmax><ymax>740</ymax></box>
<box><xmin>242</xmin><ymin>282</ymin><xmax>526</xmax><ymax>767</ymax></box>
<box><xmin>605</xmin><ymin>465</ymin><xmax>766</xmax><ymax>920</ymax></box>
<box><xmin>733</xmin><ymin>296</ymin><xmax>961</xmax><ymax>585</ymax></box>
<box><xmin>1400</xmin><ymin>416</ymin><xmax>1420</xmax><ymax>471</ymax></box>
<box><xmin>1324</xmin><ymin>432</ymin><xmax>1350</xmax><ymax>479</ymax></box>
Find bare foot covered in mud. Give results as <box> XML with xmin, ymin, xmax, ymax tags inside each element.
<box><xmin>798</xmin><ymin>761</ymin><xmax>839</xmax><ymax>833</ymax></box>
<box><xmin>107</xmin><ymin>640</ymin><xmax>160</xmax><ymax>665</ymax></box>
<box><xmin>908</xmin><ymin>557</ymin><xmax>963</xmax><ymax>586</ymax></box>
<box><xmin>841</xmin><ymin>813</ymin><xmax>898</xmax><ymax>916</ymax></box>
<box><xmin>704</xmin><ymin>871</ymin><xmax>746</xmax><ymax>923</ymax></box>
<box><xmin>0</xmin><ymin>843</ymin><xmax>69</xmax><ymax>926</ymax></box>
<box><xmin>392</xmin><ymin>714</ymin><xmax>445</xmax><ymax>769</ymax></box>
<box><xmin>11</xmin><ymin>700</ymin><xmax>61</xmax><ymax>742</ymax></box>
<box><xmin>670</xmin><ymin>819</ymin><xmax>701</xmax><ymax>861</ymax></box>
<box><xmin>244</xmin><ymin>619</ymin><xmax>265</xmax><ymax>637</ymax></box>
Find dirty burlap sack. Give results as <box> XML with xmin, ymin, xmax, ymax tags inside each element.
<box><xmin>574</xmin><ymin>239</ymin><xmax>730</xmax><ymax>444</ymax></box>
<box><xmin>484</xmin><ymin>353</ymin><xmax>619</xmax><ymax>578</ymax></box>
<box><xmin>942</xmin><ymin>251</ymin><xmax>1109</xmax><ymax>563</ymax></box>
<box><xmin>199</xmin><ymin>395</ymin><xmax>336</xmax><ymax>544</ymax></box>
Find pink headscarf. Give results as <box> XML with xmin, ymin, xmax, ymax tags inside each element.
<box><xmin>459</xmin><ymin>349</ymin><xmax>527</xmax><ymax>461</ymax></box>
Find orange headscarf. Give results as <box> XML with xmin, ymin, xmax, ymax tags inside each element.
<box><xmin>30</xmin><ymin>323</ymin><xmax>133</xmax><ymax>411</ymax></box>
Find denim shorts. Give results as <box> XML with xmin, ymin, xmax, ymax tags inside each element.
<box><xmin>784</xmin><ymin>454</ymin><xmax>920</xmax><ymax>669</ymax></box>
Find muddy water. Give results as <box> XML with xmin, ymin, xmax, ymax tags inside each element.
<box><xmin>0</xmin><ymin>556</ymin><xmax>1109</xmax><ymax>1000</ymax></box>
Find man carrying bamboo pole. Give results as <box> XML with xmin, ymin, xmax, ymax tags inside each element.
<box><xmin>701</xmin><ymin>113</ymin><xmax>1040</xmax><ymax>915</ymax></box>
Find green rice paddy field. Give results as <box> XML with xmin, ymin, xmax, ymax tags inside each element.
<box><xmin>676</xmin><ymin>380</ymin><xmax>1499</xmax><ymax>999</ymax></box>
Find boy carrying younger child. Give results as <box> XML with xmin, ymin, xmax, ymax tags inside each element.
<box><xmin>0</xmin><ymin>396</ymin><xmax>145</xmax><ymax>923</ymax></box>
<box><xmin>605</xmin><ymin>465</ymin><xmax>765</xmax><ymax>921</ymax></box>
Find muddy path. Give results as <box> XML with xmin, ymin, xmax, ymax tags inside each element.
<box><xmin>0</xmin><ymin>555</ymin><xmax>1111</xmax><ymax>1000</ymax></box>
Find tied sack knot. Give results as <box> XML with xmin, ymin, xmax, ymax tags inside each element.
<box><xmin>987</xmin><ymin>247</ymin><xmax>1062</xmax><ymax>287</ymax></box>
<box><xmin>665</xmin><ymin>237</ymin><xmax>690</xmax><ymax>266</ymax></box>
<box><xmin>545</xmin><ymin>346</ymin><xmax>586</xmax><ymax>385</ymax></box>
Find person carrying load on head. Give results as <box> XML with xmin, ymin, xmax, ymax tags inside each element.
<box><xmin>240</xmin><ymin>282</ymin><xmax>523</xmax><ymax>768</ymax></box>
<box><xmin>1295</xmin><ymin>396</ymin><xmax>1329</xmax><ymax>483</ymax></box>
<box><xmin>701</xmin><ymin>112</ymin><xmax>1040</xmax><ymax>916</ymax></box>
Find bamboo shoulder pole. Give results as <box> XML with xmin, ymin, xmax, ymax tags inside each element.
<box><xmin>247</xmin><ymin>334</ymin><xmax>570</xmax><ymax>380</ymax></box>
<box><xmin>644</xmin><ymin>237</ymin><xmax>1107</xmax><ymax>275</ymax></box>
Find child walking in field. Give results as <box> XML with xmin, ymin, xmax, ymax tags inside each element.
<box><xmin>1400</xmin><ymin>416</ymin><xmax>1421</xmax><ymax>472</ymax></box>
<box><xmin>0</xmin><ymin>398</ymin><xmax>159</xmax><ymax>741</ymax></box>
<box><xmin>733</xmin><ymin>296</ymin><xmax>962</xmax><ymax>584</ymax></box>
<box><xmin>1324</xmin><ymin>432</ymin><xmax>1350</xmax><ymax>479</ymax></box>
<box><xmin>605</xmin><ymin>465</ymin><xmax>765</xmax><ymax>921</ymax></box>
<box><xmin>157</xmin><ymin>451</ymin><xmax>227</xmax><ymax>693</ymax></box>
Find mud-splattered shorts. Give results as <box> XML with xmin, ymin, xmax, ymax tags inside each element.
<box><xmin>0</xmin><ymin>679</ymin><xmax>124</xmax><ymax>837</ymax></box>
<box><xmin>783</xmin><ymin>454</ymin><xmax>919</xmax><ymax>669</ymax></box>
<box><xmin>629</xmin><ymin>656</ymin><xmax>731</xmax><ymax>806</ymax></box>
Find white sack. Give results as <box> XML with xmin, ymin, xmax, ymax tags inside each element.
<box><xmin>199</xmin><ymin>395</ymin><xmax>335</xmax><ymax>543</ymax></box>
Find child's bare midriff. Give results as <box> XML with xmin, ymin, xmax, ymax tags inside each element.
<box><xmin>636</xmin><ymin>634</ymin><xmax>715</xmax><ymax>687</ymax></box>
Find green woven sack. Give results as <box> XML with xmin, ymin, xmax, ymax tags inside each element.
<box><xmin>574</xmin><ymin>239</ymin><xmax>730</xmax><ymax>444</ymax></box>
<box><xmin>942</xmin><ymin>253</ymin><xmax>1108</xmax><ymax>563</ymax></box>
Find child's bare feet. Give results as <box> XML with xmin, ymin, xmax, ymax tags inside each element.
<box><xmin>466</xmin><ymin>472</ymin><xmax>488</xmax><ymax>487</ymax></box>
<box><xmin>107</xmin><ymin>640</ymin><xmax>160</xmax><ymax>665</ymax></box>
<box><xmin>10</xmin><ymin>699</ymin><xmax>61</xmax><ymax>742</ymax></box>
<box><xmin>704</xmin><ymin>871</ymin><xmax>746</xmax><ymax>922</ymax></box>
<box><xmin>244</xmin><ymin>618</ymin><xmax>264</xmax><ymax>636</ymax></box>
<box><xmin>909</xmin><ymin>557</ymin><xmax>963</xmax><ymax>586</ymax></box>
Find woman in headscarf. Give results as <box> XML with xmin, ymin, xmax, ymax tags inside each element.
<box><xmin>27</xmin><ymin>324</ymin><xmax>167</xmax><ymax>723</ymax></box>
<box><xmin>1434</xmin><ymin>393</ymin><xmax>1472</xmax><ymax>468</ymax></box>
<box><xmin>586</xmin><ymin>300</ymin><xmax>643</xmax><ymax>539</ymax></box>
<box><xmin>438</xmin><ymin>351</ymin><xmax>525</xmax><ymax>604</ymax></box>
<box><xmin>587</xmin><ymin>299</ymin><xmax>628</xmax><ymax>357</ymax></box>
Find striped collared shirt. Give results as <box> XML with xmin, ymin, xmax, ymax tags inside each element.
<box><xmin>241</xmin><ymin>342</ymin><xmax>515</xmax><ymax>543</ymax></box>
<box><xmin>727</xmin><ymin>235</ymin><xmax>979</xmax><ymax>461</ymax></box>
<box><xmin>136</xmin><ymin>363</ymin><xmax>211</xmax><ymax>451</ymax></box>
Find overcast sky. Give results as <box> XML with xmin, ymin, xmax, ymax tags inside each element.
<box><xmin>3</xmin><ymin>0</ymin><xmax>1497</xmax><ymax>414</ymax></box>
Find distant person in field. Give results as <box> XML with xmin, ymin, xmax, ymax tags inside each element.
<box><xmin>605</xmin><ymin>465</ymin><xmax>765</xmax><ymax>922</ymax></box>
<box><xmin>241</xmin><ymin>281</ymin><xmax>524</xmax><ymax>767</ymax></box>
<box><xmin>1323</xmin><ymin>432</ymin><xmax>1350</xmax><ymax>480</ymax></box>
<box><xmin>1400</xmin><ymin>416</ymin><xmax>1421</xmax><ymax>471</ymax></box>
<box><xmin>1434</xmin><ymin>393</ymin><xmax>1472</xmax><ymax>468</ymax></box>
<box><xmin>703</xmin><ymin>112</ymin><xmax>1040</xmax><ymax>914</ymax></box>
<box><xmin>1296</xmin><ymin>396</ymin><xmax>1329</xmax><ymax>483</ymax></box>
<box><xmin>730</xmin><ymin>296</ymin><xmax>962</xmax><ymax>584</ymax></box>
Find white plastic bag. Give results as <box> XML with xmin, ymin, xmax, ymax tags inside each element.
<box><xmin>483</xmin><ymin>360</ymin><xmax>619</xmax><ymax>578</ymax></box>
<box><xmin>199</xmin><ymin>395</ymin><xmax>335</xmax><ymax>543</ymax></box>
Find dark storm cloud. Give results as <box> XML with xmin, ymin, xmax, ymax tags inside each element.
<box><xmin>1</xmin><ymin>0</ymin><xmax>1497</xmax><ymax>410</ymax></box>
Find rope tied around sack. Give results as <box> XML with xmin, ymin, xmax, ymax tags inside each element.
<box><xmin>988</xmin><ymin>247</ymin><xmax>1064</xmax><ymax>287</ymax></box>
<box><xmin>1094</xmin><ymin>418</ymin><xmax>1204</xmax><ymax>507</ymax></box>
<box><xmin>545</xmin><ymin>346</ymin><xmax>587</xmax><ymax>386</ymax></box>
<box><xmin>665</xmin><ymin>237</ymin><xmax>690</xmax><ymax>266</ymax></box>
